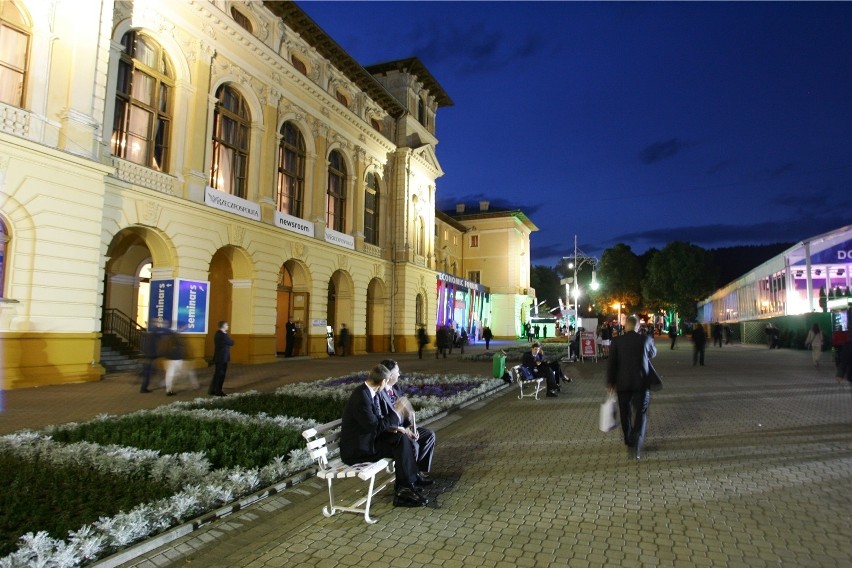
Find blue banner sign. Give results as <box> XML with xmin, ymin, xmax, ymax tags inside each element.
<box><xmin>149</xmin><ymin>279</ymin><xmax>175</xmax><ymax>327</ymax></box>
<box><xmin>176</xmin><ymin>279</ymin><xmax>209</xmax><ymax>334</ymax></box>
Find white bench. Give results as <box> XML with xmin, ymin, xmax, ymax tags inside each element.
<box><xmin>511</xmin><ymin>365</ymin><xmax>544</xmax><ymax>400</ymax></box>
<box><xmin>302</xmin><ymin>419</ymin><xmax>395</xmax><ymax>524</ymax></box>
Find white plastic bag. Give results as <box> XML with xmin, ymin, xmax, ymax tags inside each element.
<box><xmin>599</xmin><ymin>394</ymin><xmax>618</xmax><ymax>432</ymax></box>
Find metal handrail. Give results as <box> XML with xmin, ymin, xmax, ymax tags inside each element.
<box><xmin>102</xmin><ymin>308</ymin><xmax>145</xmax><ymax>352</ymax></box>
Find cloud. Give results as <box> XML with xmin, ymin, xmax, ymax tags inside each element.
<box><xmin>400</xmin><ymin>20</ymin><xmax>549</xmax><ymax>75</ymax></box>
<box><xmin>639</xmin><ymin>138</ymin><xmax>688</xmax><ymax>164</ymax></box>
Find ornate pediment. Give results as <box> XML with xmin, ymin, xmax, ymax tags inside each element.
<box><xmin>411</xmin><ymin>144</ymin><xmax>444</xmax><ymax>178</ymax></box>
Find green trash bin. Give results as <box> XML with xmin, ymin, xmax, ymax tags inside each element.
<box><xmin>492</xmin><ymin>352</ymin><xmax>506</xmax><ymax>379</ymax></box>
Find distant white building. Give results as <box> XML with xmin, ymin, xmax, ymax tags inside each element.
<box><xmin>698</xmin><ymin>225</ymin><xmax>852</xmax><ymax>335</ymax></box>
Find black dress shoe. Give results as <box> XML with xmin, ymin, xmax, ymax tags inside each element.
<box><xmin>166</xmin><ymin>391</ymin><xmax>176</xmax><ymax>396</ymax></box>
<box><xmin>140</xmin><ymin>389</ymin><xmax>151</xmax><ymax>393</ymax></box>
<box><xmin>546</xmin><ymin>390</ymin><xmax>558</xmax><ymax>397</ymax></box>
<box><xmin>415</xmin><ymin>474</ymin><xmax>434</xmax><ymax>486</ymax></box>
<box><xmin>394</xmin><ymin>487</ymin><xmax>428</xmax><ymax>507</ymax></box>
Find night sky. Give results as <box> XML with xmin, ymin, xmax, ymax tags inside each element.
<box><xmin>299</xmin><ymin>1</ymin><xmax>852</xmax><ymax>266</ymax></box>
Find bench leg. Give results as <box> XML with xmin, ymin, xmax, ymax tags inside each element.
<box><xmin>361</xmin><ymin>475</ymin><xmax>379</xmax><ymax>524</ymax></box>
<box><xmin>322</xmin><ymin>477</ymin><xmax>338</xmax><ymax>518</ymax></box>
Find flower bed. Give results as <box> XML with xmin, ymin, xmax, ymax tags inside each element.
<box><xmin>0</xmin><ymin>372</ymin><xmax>504</xmax><ymax>567</ymax></box>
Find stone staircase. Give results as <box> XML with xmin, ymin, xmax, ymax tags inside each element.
<box><xmin>100</xmin><ymin>338</ymin><xmax>143</xmax><ymax>374</ymax></box>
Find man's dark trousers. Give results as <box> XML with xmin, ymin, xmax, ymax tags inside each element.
<box><xmin>617</xmin><ymin>389</ymin><xmax>650</xmax><ymax>450</ymax></box>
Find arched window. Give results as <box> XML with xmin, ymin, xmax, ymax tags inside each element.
<box><xmin>417</xmin><ymin>96</ymin><xmax>426</xmax><ymax>126</ymax></box>
<box><xmin>415</xmin><ymin>293</ymin><xmax>424</xmax><ymax>326</ymax></box>
<box><xmin>0</xmin><ymin>0</ymin><xmax>29</xmax><ymax>108</ymax></box>
<box><xmin>111</xmin><ymin>31</ymin><xmax>174</xmax><ymax>171</ymax></box>
<box><xmin>364</xmin><ymin>172</ymin><xmax>380</xmax><ymax>245</ymax></box>
<box><xmin>326</xmin><ymin>150</ymin><xmax>346</xmax><ymax>232</ymax></box>
<box><xmin>414</xmin><ymin>216</ymin><xmax>425</xmax><ymax>256</ymax></box>
<box><xmin>0</xmin><ymin>218</ymin><xmax>7</xmax><ymax>298</ymax></box>
<box><xmin>230</xmin><ymin>7</ymin><xmax>253</xmax><ymax>33</ymax></box>
<box><xmin>291</xmin><ymin>55</ymin><xmax>307</xmax><ymax>76</ymax></box>
<box><xmin>277</xmin><ymin>121</ymin><xmax>305</xmax><ymax>216</ymax></box>
<box><xmin>210</xmin><ymin>84</ymin><xmax>250</xmax><ymax>198</ymax></box>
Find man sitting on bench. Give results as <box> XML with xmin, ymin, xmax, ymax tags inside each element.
<box><xmin>521</xmin><ymin>342</ymin><xmax>560</xmax><ymax>397</ymax></box>
<box><xmin>379</xmin><ymin>359</ymin><xmax>436</xmax><ymax>480</ymax></box>
<box><xmin>340</xmin><ymin>364</ymin><xmax>428</xmax><ymax>507</ymax></box>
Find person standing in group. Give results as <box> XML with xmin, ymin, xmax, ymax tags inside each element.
<box><xmin>209</xmin><ymin>321</ymin><xmax>234</xmax><ymax>397</ymax></box>
<box><xmin>606</xmin><ymin>315</ymin><xmax>658</xmax><ymax>461</ymax></box>
<box><xmin>692</xmin><ymin>323</ymin><xmax>707</xmax><ymax>366</ymax></box>
<box><xmin>434</xmin><ymin>325</ymin><xmax>446</xmax><ymax>359</ymax></box>
<box><xmin>416</xmin><ymin>325</ymin><xmax>429</xmax><ymax>359</ymax></box>
<box><xmin>835</xmin><ymin>332</ymin><xmax>852</xmax><ymax>384</ymax></box>
<box><xmin>713</xmin><ymin>322</ymin><xmax>723</xmax><ymax>347</ymax></box>
<box><xmin>483</xmin><ymin>325</ymin><xmax>493</xmax><ymax>350</ymax></box>
<box><xmin>805</xmin><ymin>323</ymin><xmax>824</xmax><ymax>368</ymax></box>
<box><xmin>284</xmin><ymin>318</ymin><xmax>297</xmax><ymax>358</ymax></box>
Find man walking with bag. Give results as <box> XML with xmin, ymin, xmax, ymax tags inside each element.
<box><xmin>606</xmin><ymin>316</ymin><xmax>658</xmax><ymax>461</ymax></box>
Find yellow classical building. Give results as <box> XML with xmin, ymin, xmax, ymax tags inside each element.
<box><xmin>0</xmin><ymin>0</ymin><xmax>454</xmax><ymax>388</ymax></box>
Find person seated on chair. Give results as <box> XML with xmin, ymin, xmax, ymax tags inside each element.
<box><xmin>521</xmin><ymin>342</ymin><xmax>559</xmax><ymax>397</ymax></box>
<box><xmin>340</xmin><ymin>364</ymin><xmax>428</xmax><ymax>507</ymax></box>
<box><xmin>379</xmin><ymin>359</ymin><xmax>436</xmax><ymax>480</ymax></box>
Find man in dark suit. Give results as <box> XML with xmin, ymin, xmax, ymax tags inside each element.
<box><xmin>208</xmin><ymin>320</ymin><xmax>234</xmax><ymax>396</ymax></box>
<box><xmin>606</xmin><ymin>315</ymin><xmax>658</xmax><ymax>460</ymax></box>
<box><xmin>284</xmin><ymin>318</ymin><xmax>297</xmax><ymax>357</ymax></box>
<box><xmin>521</xmin><ymin>342</ymin><xmax>559</xmax><ymax>397</ymax></box>
<box><xmin>379</xmin><ymin>359</ymin><xmax>436</xmax><ymax>476</ymax></box>
<box><xmin>340</xmin><ymin>365</ymin><xmax>428</xmax><ymax>507</ymax></box>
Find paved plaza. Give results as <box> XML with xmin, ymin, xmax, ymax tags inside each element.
<box><xmin>2</xmin><ymin>339</ymin><xmax>850</xmax><ymax>567</ymax></box>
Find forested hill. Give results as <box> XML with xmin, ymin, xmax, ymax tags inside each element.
<box><xmin>710</xmin><ymin>243</ymin><xmax>793</xmax><ymax>288</ymax></box>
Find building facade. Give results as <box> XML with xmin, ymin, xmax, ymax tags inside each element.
<box><xmin>697</xmin><ymin>225</ymin><xmax>852</xmax><ymax>340</ymax></box>
<box><xmin>0</xmin><ymin>0</ymin><xmax>453</xmax><ymax>388</ymax></box>
<box><xmin>438</xmin><ymin>201</ymin><xmax>538</xmax><ymax>340</ymax></box>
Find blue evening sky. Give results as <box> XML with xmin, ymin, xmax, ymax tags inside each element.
<box><xmin>299</xmin><ymin>1</ymin><xmax>852</xmax><ymax>265</ymax></box>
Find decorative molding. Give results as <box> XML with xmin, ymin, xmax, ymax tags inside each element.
<box><xmin>338</xmin><ymin>254</ymin><xmax>350</xmax><ymax>272</ymax></box>
<box><xmin>363</xmin><ymin>243</ymin><xmax>382</xmax><ymax>258</ymax></box>
<box><xmin>291</xmin><ymin>241</ymin><xmax>306</xmax><ymax>261</ymax></box>
<box><xmin>229</xmin><ymin>224</ymin><xmax>246</xmax><ymax>247</ymax></box>
<box><xmin>111</xmin><ymin>157</ymin><xmax>180</xmax><ymax>195</ymax></box>
<box><xmin>138</xmin><ymin>199</ymin><xmax>164</xmax><ymax>227</ymax></box>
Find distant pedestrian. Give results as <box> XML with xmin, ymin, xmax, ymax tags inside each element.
<box><xmin>416</xmin><ymin>326</ymin><xmax>429</xmax><ymax>359</ymax></box>
<box><xmin>483</xmin><ymin>326</ymin><xmax>493</xmax><ymax>350</ymax></box>
<box><xmin>285</xmin><ymin>318</ymin><xmax>297</xmax><ymax>358</ymax></box>
<box><xmin>435</xmin><ymin>325</ymin><xmax>448</xmax><ymax>359</ymax></box>
<box><xmin>668</xmin><ymin>323</ymin><xmax>678</xmax><ymax>350</ymax></box>
<box><xmin>162</xmin><ymin>328</ymin><xmax>199</xmax><ymax>396</ymax></box>
<box><xmin>140</xmin><ymin>318</ymin><xmax>166</xmax><ymax>393</ymax></box>
<box><xmin>339</xmin><ymin>323</ymin><xmax>349</xmax><ymax>356</ymax></box>
<box><xmin>805</xmin><ymin>323</ymin><xmax>824</xmax><ymax>368</ymax></box>
<box><xmin>692</xmin><ymin>324</ymin><xmax>707</xmax><ymax>366</ymax></box>
<box><xmin>209</xmin><ymin>321</ymin><xmax>233</xmax><ymax>397</ymax></box>
<box><xmin>713</xmin><ymin>322</ymin><xmax>723</xmax><ymax>347</ymax></box>
<box><xmin>835</xmin><ymin>333</ymin><xmax>852</xmax><ymax>384</ymax></box>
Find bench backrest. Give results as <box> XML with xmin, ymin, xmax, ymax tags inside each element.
<box><xmin>303</xmin><ymin>418</ymin><xmax>343</xmax><ymax>471</ymax></box>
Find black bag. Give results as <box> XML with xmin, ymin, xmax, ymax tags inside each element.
<box><xmin>648</xmin><ymin>363</ymin><xmax>663</xmax><ymax>391</ymax></box>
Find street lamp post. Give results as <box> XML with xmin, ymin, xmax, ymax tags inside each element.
<box><xmin>562</xmin><ymin>235</ymin><xmax>599</xmax><ymax>325</ymax></box>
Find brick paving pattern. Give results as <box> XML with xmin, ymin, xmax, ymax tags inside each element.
<box><xmin>1</xmin><ymin>339</ymin><xmax>850</xmax><ymax>567</ymax></box>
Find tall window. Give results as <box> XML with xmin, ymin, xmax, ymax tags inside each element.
<box><xmin>326</xmin><ymin>150</ymin><xmax>346</xmax><ymax>232</ymax></box>
<box><xmin>417</xmin><ymin>97</ymin><xmax>426</xmax><ymax>125</ymax></box>
<box><xmin>291</xmin><ymin>55</ymin><xmax>307</xmax><ymax>76</ymax></box>
<box><xmin>468</xmin><ymin>271</ymin><xmax>481</xmax><ymax>284</ymax></box>
<box><xmin>364</xmin><ymin>173</ymin><xmax>380</xmax><ymax>245</ymax></box>
<box><xmin>470</xmin><ymin>235</ymin><xmax>479</xmax><ymax>247</ymax></box>
<box><xmin>277</xmin><ymin>121</ymin><xmax>305</xmax><ymax>216</ymax></box>
<box><xmin>0</xmin><ymin>218</ymin><xmax>7</xmax><ymax>298</ymax></box>
<box><xmin>210</xmin><ymin>84</ymin><xmax>250</xmax><ymax>198</ymax></box>
<box><xmin>0</xmin><ymin>0</ymin><xmax>28</xmax><ymax>108</ymax></box>
<box><xmin>414</xmin><ymin>216</ymin><xmax>424</xmax><ymax>256</ymax></box>
<box><xmin>415</xmin><ymin>293</ymin><xmax>424</xmax><ymax>326</ymax></box>
<box><xmin>111</xmin><ymin>31</ymin><xmax>173</xmax><ymax>171</ymax></box>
